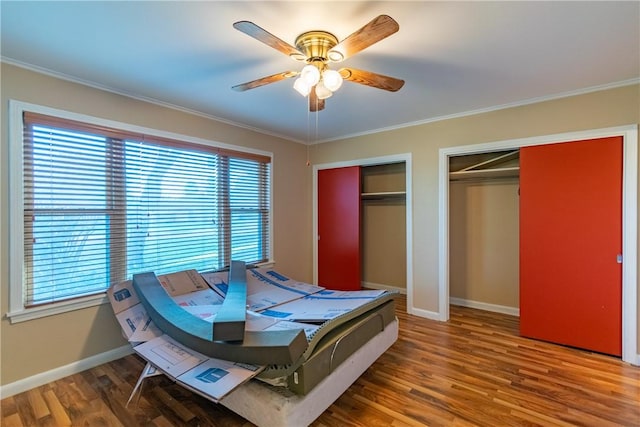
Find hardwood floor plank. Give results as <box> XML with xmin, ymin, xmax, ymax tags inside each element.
<box><xmin>350</xmin><ymin>393</ymin><xmax>428</xmax><ymax>427</ymax></box>
<box><xmin>42</xmin><ymin>389</ymin><xmax>72</xmax><ymax>426</ymax></box>
<box><xmin>27</xmin><ymin>388</ymin><xmax>50</xmax><ymax>420</ymax></box>
<box><xmin>151</xmin><ymin>415</ymin><xmax>178</xmax><ymax>427</ymax></box>
<box><xmin>2</xmin><ymin>413</ymin><xmax>25</xmax><ymax>427</ymax></box>
<box><xmin>70</xmin><ymin>372</ymin><xmax>100</xmax><ymax>402</ymax></box>
<box><xmin>152</xmin><ymin>386</ymin><xmax>196</xmax><ymax>423</ymax></box>
<box><xmin>71</xmin><ymin>398</ymin><xmax>125</xmax><ymax>427</ymax></box>
<box><xmin>2</xmin><ymin>297</ymin><xmax>639</xmax><ymax>426</ymax></box>
<box><xmin>506</xmin><ymin>408</ymin><xmax>575</xmax><ymax>427</ymax></box>
<box><xmin>13</xmin><ymin>390</ymin><xmax>37</xmax><ymax>426</ymax></box>
<box><xmin>0</xmin><ymin>395</ymin><xmax>17</xmax><ymax>420</ymax></box>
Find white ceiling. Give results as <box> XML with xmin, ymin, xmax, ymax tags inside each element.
<box><xmin>2</xmin><ymin>1</ymin><xmax>639</xmax><ymax>143</ymax></box>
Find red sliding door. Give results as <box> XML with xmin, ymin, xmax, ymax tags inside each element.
<box><xmin>317</xmin><ymin>166</ymin><xmax>361</xmax><ymax>290</ymax></box>
<box><xmin>519</xmin><ymin>136</ymin><xmax>622</xmax><ymax>356</ymax></box>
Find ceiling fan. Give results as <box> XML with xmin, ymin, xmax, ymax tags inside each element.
<box><xmin>232</xmin><ymin>15</ymin><xmax>405</xmax><ymax>112</ymax></box>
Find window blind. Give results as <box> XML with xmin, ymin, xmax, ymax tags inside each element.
<box><xmin>22</xmin><ymin>112</ymin><xmax>270</xmax><ymax>307</ymax></box>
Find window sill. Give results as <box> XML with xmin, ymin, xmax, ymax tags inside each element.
<box><xmin>6</xmin><ymin>293</ymin><xmax>109</xmax><ymax>324</ymax></box>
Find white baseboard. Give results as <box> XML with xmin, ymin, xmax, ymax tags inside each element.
<box><xmin>0</xmin><ymin>344</ymin><xmax>133</xmax><ymax>399</ymax></box>
<box><xmin>450</xmin><ymin>297</ymin><xmax>520</xmax><ymax>317</ymax></box>
<box><xmin>362</xmin><ymin>281</ymin><xmax>407</xmax><ymax>295</ymax></box>
<box><xmin>408</xmin><ymin>306</ymin><xmax>443</xmax><ymax>320</ymax></box>
<box><xmin>362</xmin><ymin>282</ymin><xmax>441</xmax><ymax>320</ymax></box>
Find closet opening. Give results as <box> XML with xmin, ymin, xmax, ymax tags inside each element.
<box><xmin>361</xmin><ymin>162</ymin><xmax>407</xmax><ymax>294</ymax></box>
<box><xmin>439</xmin><ymin>125</ymin><xmax>637</xmax><ymax>365</ymax></box>
<box><xmin>448</xmin><ymin>150</ymin><xmax>520</xmax><ymax>316</ymax></box>
<box><xmin>313</xmin><ymin>153</ymin><xmax>413</xmax><ymax>308</ymax></box>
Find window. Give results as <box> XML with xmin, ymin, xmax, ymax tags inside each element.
<box><xmin>8</xmin><ymin>102</ymin><xmax>271</xmax><ymax>322</ymax></box>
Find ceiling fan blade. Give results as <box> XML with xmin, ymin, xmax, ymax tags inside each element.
<box><xmin>233</xmin><ymin>21</ymin><xmax>305</xmax><ymax>60</ymax></box>
<box><xmin>232</xmin><ymin>71</ymin><xmax>297</xmax><ymax>92</ymax></box>
<box><xmin>328</xmin><ymin>15</ymin><xmax>399</xmax><ymax>62</ymax></box>
<box><xmin>309</xmin><ymin>87</ymin><xmax>325</xmax><ymax>112</ymax></box>
<box><xmin>339</xmin><ymin>68</ymin><xmax>405</xmax><ymax>92</ymax></box>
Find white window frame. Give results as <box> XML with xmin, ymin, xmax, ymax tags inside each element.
<box><xmin>7</xmin><ymin>100</ymin><xmax>273</xmax><ymax>323</ymax></box>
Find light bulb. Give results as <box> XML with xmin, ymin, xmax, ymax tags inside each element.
<box><xmin>293</xmin><ymin>77</ymin><xmax>311</xmax><ymax>96</ymax></box>
<box><xmin>322</xmin><ymin>69</ymin><xmax>343</xmax><ymax>92</ymax></box>
<box><xmin>300</xmin><ymin>64</ymin><xmax>320</xmax><ymax>86</ymax></box>
<box><xmin>315</xmin><ymin>81</ymin><xmax>333</xmax><ymax>99</ymax></box>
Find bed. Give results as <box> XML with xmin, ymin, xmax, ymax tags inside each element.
<box><xmin>107</xmin><ymin>261</ymin><xmax>398</xmax><ymax>426</ymax></box>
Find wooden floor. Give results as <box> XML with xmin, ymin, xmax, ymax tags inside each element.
<box><xmin>2</xmin><ymin>295</ymin><xmax>639</xmax><ymax>426</ymax></box>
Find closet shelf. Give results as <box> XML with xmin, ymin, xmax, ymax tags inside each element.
<box><xmin>361</xmin><ymin>191</ymin><xmax>406</xmax><ymax>200</ymax></box>
<box><xmin>449</xmin><ymin>150</ymin><xmax>520</xmax><ymax>181</ymax></box>
<box><xmin>449</xmin><ymin>167</ymin><xmax>520</xmax><ymax>181</ymax></box>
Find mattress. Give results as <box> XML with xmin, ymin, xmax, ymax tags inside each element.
<box><xmin>221</xmin><ymin>318</ymin><xmax>399</xmax><ymax>427</ymax></box>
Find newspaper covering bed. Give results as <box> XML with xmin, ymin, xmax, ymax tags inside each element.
<box><xmin>107</xmin><ymin>264</ymin><xmax>397</xmax><ymax>424</ymax></box>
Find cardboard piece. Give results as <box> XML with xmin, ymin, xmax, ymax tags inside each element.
<box><xmin>133</xmin><ymin>335</ymin><xmax>264</xmax><ymax>402</ymax></box>
<box><xmin>157</xmin><ymin>269</ymin><xmax>209</xmax><ymax>296</ymax></box>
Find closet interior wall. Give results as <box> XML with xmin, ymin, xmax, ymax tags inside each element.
<box><xmin>448</xmin><ymin>151</ymin><xmax>520</xmax><ymax>313</ymax></box>
<box><xmin>361</xmin><ymin>163</ymin><xmax>407</xmax><ymax>293</ymax></box>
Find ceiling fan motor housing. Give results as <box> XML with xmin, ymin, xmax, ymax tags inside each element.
<box><xmin>294</xmin><ymin>31</ymin><xmax>339</xmax><ymax>63</ymax></box>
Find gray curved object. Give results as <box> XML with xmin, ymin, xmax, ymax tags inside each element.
<box><xmin>212</xmin><ymin>260</ymin><xmax>248</xmax><ymax>341</ymax></box>
<box><xmin>132</xmin><ymin>269</ymin><xmax>308</xmax><ymax>366</ymax></box>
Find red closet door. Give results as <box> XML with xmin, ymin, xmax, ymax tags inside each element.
<box><xmin>520</xmin><ymin>136</ymin><xmax>622</xmax><ymax>356</ymax></box>
<box><xmin>318</xmin><ymin>166</ymin><xmax>361</xmax><ymax>290</ymax></box>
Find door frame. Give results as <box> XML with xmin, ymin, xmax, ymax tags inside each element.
<box><xmin>313</xmin><ymin>153</ymin><xmax>413</xmax><ymax>308</ymax></box>
<box><xmin>438</xmin><ymin>125</ymin><xmax>638</xmax><ymax>365</ymax></box>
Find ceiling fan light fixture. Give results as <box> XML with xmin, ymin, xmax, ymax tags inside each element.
<box><xmin>293</xmin><ymin>77</ymin><xmax>312</xmax><ymax>96</ymax></box>
<box><xmin>322</xmin><ymin>69</ymin><xmax>343</xmax><ymax>92</ymax></box>
<box><xmin>233</xmin><ymin>16</ymin><xmax>403</xmax><ymax>111</ymax></box>
<box><xmin>315</xmin><ymin>81</ymin><xmax>333</xmax><ymax>100</ymax></box>
<box><xmin>300</xmin><ymin>64</ymin><xmax>320</xmax><ymax>86</ymax></box>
